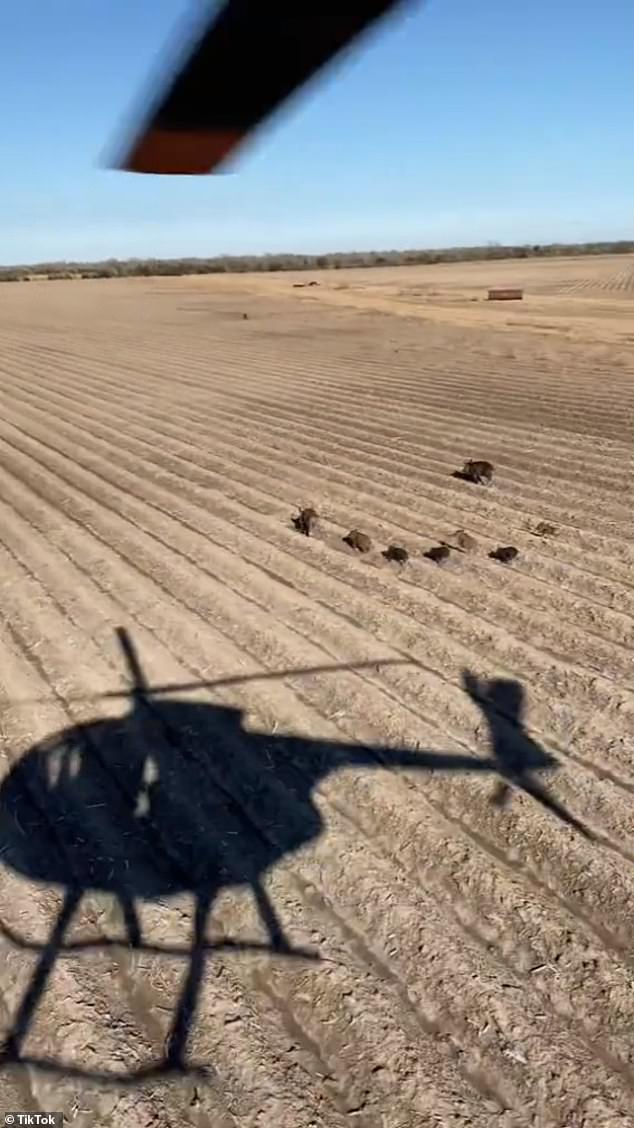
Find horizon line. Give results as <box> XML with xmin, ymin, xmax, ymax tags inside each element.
<box><xmin>2</xmin><ymin>238</ymin><xmax>633</xmax><ymax>274</ymax></box>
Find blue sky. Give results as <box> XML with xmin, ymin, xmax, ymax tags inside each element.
<box><xmin>1</xmin><ymin>0</ymin><xmax>632</xmax><ymax>264</ymax></box>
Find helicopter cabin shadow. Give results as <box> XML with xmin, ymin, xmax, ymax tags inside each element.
<box><xmin>0</xmin><ymin>629</ymin><xmax>590</xmax><ymax>1083</ymax></box>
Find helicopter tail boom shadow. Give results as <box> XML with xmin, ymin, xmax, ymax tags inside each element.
<box><xmin>0</xmin><ymin>628</ymin><xmax>592</xmax><ymax>1084</ymax></box>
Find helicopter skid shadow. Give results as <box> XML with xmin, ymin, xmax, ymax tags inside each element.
<box><xmin>0</xmin><ymin>629</ymin><xmax>591</xmax><ymax>1085</ymax></box>
<box><xmin>0</xmin><ymin>917</ymin><xmax>320</xmax><ymax>960</ymax></box>
<box><xmin>0</xmin><ymin>1047</ymin><xmax>211</xmax><ymax>1086</ymax></box>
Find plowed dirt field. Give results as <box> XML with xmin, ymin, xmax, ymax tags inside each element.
<box><xmin>0</xmin><ymin>254</ymin><xmax>632</xmax><ymax>1127</ymax></box>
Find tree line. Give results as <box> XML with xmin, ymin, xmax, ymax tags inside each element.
<box><xmin>1</xmin><ymin>240</ymin><xmax>632</xmax><ymax>282</ymax></box>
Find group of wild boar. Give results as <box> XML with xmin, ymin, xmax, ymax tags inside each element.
<box><xmin>292</xmin><ymin>459</ymin><xmax>558</xmax><ymax>567</ymax></box>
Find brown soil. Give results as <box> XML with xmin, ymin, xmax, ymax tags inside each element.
<box><xmin>0</xmin><ymin>256</ymin><xmax>633</xmax><ymax>1127</ymax></box>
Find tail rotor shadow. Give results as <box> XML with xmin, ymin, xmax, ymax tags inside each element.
<box><xmin>0</xmin><ymin>630</ymin><xmax>590</xmax><ymax>1083</ymax></box>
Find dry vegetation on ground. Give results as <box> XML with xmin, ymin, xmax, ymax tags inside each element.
<box><xmin>0</xmin><ymin>254</ymin><xmax>632</xmax><ymax>1126</ymax></box>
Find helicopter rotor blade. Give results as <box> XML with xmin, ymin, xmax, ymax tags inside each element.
<box><xmin>114</xmin><ymin>0</ymin><xmax>407</xmax><ymax>175</ymax></box>
<box><xmin>8</xmin><ymin>657</ymin><xmax>415</xmax><ymax>708</ymax></box>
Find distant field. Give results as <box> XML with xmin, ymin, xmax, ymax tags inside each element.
<box><xmin>0</xmin><ymin>255</ymin><xmax>632</xmax><ymax>1127</ymax></box>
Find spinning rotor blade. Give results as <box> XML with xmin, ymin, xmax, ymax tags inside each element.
<box><xmin>115</xmin><ymin>0</ymin><xmax>406</xmax><ymax>175</ymax></box>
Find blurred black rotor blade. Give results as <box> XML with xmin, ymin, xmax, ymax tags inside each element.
<box><xmin>115</xmin><ymin>0</ymin><xmax>406</xmax><ymax>175</ymax></box>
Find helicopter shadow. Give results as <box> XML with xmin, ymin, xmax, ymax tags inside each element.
<box><xmin>0</xmin><ymin>628</ymin><xmax>591</xmax><ymax>1084</ymax></box>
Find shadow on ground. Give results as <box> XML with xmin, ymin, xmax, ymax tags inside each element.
<box><xmin>0</xmin><ymin>628</ymin><xmax>591</xmax><ymax>1083</ymax></box>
